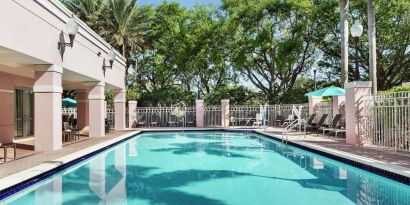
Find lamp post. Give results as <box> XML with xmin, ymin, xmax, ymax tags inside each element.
<box><xmin>312</xmin><ymin>62</ymin><xmax>318</xmax><ymax>90</ymax></box>
<box><xmin>350</xmin><ymin>20</ymin><xmax>363</xmax><ymax>80</ymax></box>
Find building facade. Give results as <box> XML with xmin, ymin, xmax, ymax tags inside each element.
<box><xmin>0</xmin><ymin>0</ymin><xmax>127</xmax><ymax>151</ymax></box>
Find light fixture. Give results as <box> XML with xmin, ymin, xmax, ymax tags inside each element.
<box><xmin>312</xmin><ymin>62</ymin><xmax>318</xmax><ymax>90</ymax></box>
<box><xmin>102</xmin><ymin>48</ymin><xmax>116</xmax><ymax>76</ymax></box>
<box><xmin>58</xmin><ymin>14</ymin><xmax>79</xmax><ymax>60</ymax></box>
<box><xmin>350</xmin><ymin>20</ymin><xmax>363</xmax><ymax>38</ymax></box>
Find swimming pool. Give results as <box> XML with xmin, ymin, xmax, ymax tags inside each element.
<box><xmin>1</xmin><ymin>131</ymin><xmax>409</xmax><ymax>205</ymax></box>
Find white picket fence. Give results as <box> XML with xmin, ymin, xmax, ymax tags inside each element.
<box><xmin>363</xmin><ymin>91</ymin><xmax>410</xmax><ymax>151</ymax></box>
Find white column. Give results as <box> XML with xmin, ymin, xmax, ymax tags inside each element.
<box><xmin>128</xmin><ymin>101</ymin><xmax>137</xmax><ymax>128</ymax></box>
<box><xmin>221</xmin><ymin>99</ymin><xmax>230</xmax><ymax>127</ymax></box>
<box><xmin>195</xmin><ymin>100</ymin><xmax>204</xmax><ymax>127</ymax></box>
<box><xmin>33</xmin><ymin>64</ymin><xmax>63</xmax><ymax>151</ymax></box>
<box><xmin>88</xmin><ymin>82</ymin><xmax>105</xmax><ymax>137</ymax></box>
<box><xmin>114</xmin><ymin>89</ymin><xmax>126</xmax><ymax>130</ymax></box>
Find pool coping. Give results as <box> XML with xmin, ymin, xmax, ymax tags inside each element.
<box><xmin>0</xmin><ymin>128</ymin><xmax>408</xmax><ymax>200</ymax></box>
<box><xmin>0</xmin><ymin>130</ymin><xmax>141</xmax><ymax>199</ymax></box>
<box><xmin>250</xmin><ymin>130</ymin><xmax>410</xmax><ymax>185</ymax></box>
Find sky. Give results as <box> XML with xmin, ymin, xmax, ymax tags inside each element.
<box><xmin>139</xmin><ymin>0</ymin><xmax>220</xmax><ymax>8</ymax></box>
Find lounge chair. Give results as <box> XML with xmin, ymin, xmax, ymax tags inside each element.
<box><xmin>169</xmin><ymin>115</ymin><xmax>177</xmax><ymax>127</ymax></box>
<box><xmin>320</xmin><ymin>114</ymin><xmax>344</xmax><ymax>137</ymax></box>
<box><xmin>282</xmin><ymin>115</ymin><xmax>296</xmax><ymax>127</ymax></box>
<box><xmin>306</xmin><ymin>114</ymin><xmax>328</xmax><ymax>134</ymax></box>
<box><xmin>253</xmin><ymin>114</ymin><xmax>262</xmax><ymax>128</ymax></box>
<box><xmin>150</xmin><ymin>114</ymin><xmax>159</xmax><ymax>127</ymax></box>
<box><xmin>293</xmin><ymin>114</ymin><xmax>316</xmax><ymax>131</ymax></box>
<box><xmin>137</xmin><ymin>114</ymin><xmax>146</xmax><ymax>127</ymax></box>
<box><xmin>186</xmin><ymin>113</ymin><xmax>195</xmax><ymax>127</ymax></box>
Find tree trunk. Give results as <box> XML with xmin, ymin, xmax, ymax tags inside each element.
<box><xmin>339</xmin><ymin>0</ymin><xmax>349</xmax><ymax>88</ymax></box>
<box><xmin>367</xmin><ymin>0</ymin><xmax>377</xmax><ymax>93</ymax></box>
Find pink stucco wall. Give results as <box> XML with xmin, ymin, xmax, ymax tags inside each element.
<box><xmin>0</xmin><ymin>70</ymin><xmax>34</xmax><ymax>144</ymax></box>
<box><xmin>345</xmin><ymin>81</ymin><xmax>372</xmax><ymax>145</ymax></box>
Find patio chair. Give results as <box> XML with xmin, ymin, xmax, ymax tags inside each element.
<box><xmin>150</xmin><ymin>114</ymin><xmax>159</xmax><ymax>127</ymax></box>
<box><xmin>186</xmin><ymin>113</ymin><xmax>195</xmax><ymax>127</ymax></box>
<box><xmin>320</xmin><ymin>114</ymin><xmax>343</xmax><ymax>137</ymax></box>
<box><xmin>63</xmin><ymin>121</ymin><xmax>73</xmax><ymax>142</ymax></box>
<box><xmin>137</xmin><ymin>114</ymin><xmax>146</xmax><ymax>127</ymax></box>
<box><xmin>169</xmin><ymin>115</ymin><xmax>177</xmax><ymax>127</ymax></box>
<box><xmin>305</xmin><ymin>114</ymin><xmax>328</xmax><ymax>134</ymax></box>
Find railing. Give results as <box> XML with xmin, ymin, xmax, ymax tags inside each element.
<box><xmin>316</xmin><ymin>102</ymin><xmax>333</xmax><ymax>125</ymax></box>
<box><xmin>106</xmin><ymin>108</ymin><xmax>115</xmax><ymax>128</ymax></box>
<box><xmin>229</xmin><ymin>105</ymin><xmax>260</xmax><ymax>126</ymax></box>
<box><xmin>363</xmin><ymin>91</ymin><xmax>410</xmax><ymax>152</ymax></box>
<box><xmin>266</xmin><ymin>104</ymin><xmax>308</xmax><ymax>127</ymax></box>
<box><xmin>136</xmin><ymin>106</ymin><xmax>196</xmax><ymax>127</ymax></box>
<box><xmin>204</xmin><ymin>105</ymin><xmax>221</xmax><ymax>127</ymax></box>
<box><xmin>62</xmin><ymin>108</ymin><xmax>77</xmax><ymax>118</ymax></box>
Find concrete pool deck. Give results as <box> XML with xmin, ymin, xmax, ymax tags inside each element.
<box><xmin>0</xmin><ymin>127</ymin><xmax>409</xmax><ymax>192</ymax></box>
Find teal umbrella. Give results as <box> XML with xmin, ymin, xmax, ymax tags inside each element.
<box><xmin>62</xmin><ymin>97</ymin><xmax>77</xmax><ymax>107</ymax></box>
<box><xmin>305</xmin><ymin>86</ymin><xmax>345</xmax><ymax>97</ymax></box>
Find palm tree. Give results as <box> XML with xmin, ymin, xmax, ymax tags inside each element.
<box><xmin>63</xmin><ymin>0</ymin><xmax>104</xmax><ymax>31</ymax></box>
<box><xmin>62</xmin><ymin>0</ymin><xmax>150</xmax><ymax>78</ymax></box>
<box><xmin>101</xmin><ymin>0</ymin><xmax>150</xmax><ymax>76</ymax></box>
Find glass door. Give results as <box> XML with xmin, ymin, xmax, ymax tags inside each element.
<box><xmin>14</xmin><ymin>88</ymin><xmax>34</xmax><ymax>138</ymax></box>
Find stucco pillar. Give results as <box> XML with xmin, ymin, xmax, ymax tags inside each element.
<box><xmin>33</xmin><ymin>65</ymin><xmax>62</xmax><ymax>151</ymax></box>
<box><xmin>345</xmin><ymin>81</ymin><xmax>372</xmax><ymax>145</ymax></box>
<box><xmin>76</xmin><ymin>90</ymin><xmax>89</xmax><ymax>131</ymax></box>
<box><xmin>195</xmin><ymin>99</ymin><xmax>204</xmax><ymax>127</ymax></box>
<box><xmin>332</xmin><ymin>96</ymin><xmax>345</xmax><ymax>117</ymax></box>
<box><xmin>0</xmin><ymin>89</ymin><xmax>15</xmax><ymax>144</ymax></box>
<box><xmin>88</xmin><ymin>82</ymin><xmax>105</xmax><ymax>137</ymax></box>
<box><xmin>221</xmin><ymin>99</ymin><xmax>230</xmax><ymax>127</ymax></box>
<box><xmin>308</xmin><ymin>96</ymin><xmax>322</xmax><ymax>116</ymax></box>
<box><xmin>128</xmin><ymin>101</ymin><xmax>137</xmax><ymax>128</ymax></box>
<box><xmin>114</xmin><ymin>89</ymin><xmax>126</xmax><ymax>130</ymax></box>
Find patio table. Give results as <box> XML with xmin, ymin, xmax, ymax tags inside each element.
<box><xmin>0</xmin><ymin>143</ymin><xmax>17</xmax><ymax>163</ymax></box>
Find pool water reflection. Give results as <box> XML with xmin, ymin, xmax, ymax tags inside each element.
<box><xmin>2</xmin><ymin>132</ymin><xmax>409</xmax><ymax>205</ymax></box>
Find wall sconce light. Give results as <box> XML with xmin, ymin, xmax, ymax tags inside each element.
<box><xmin>58</xmin><ymin>14</ymin><xmax>79</xmax><ymax>60</ymax></box>
<box><xmin>102</xmin><ymin>48</ymin><xmax>116</xmax><ymax>76</ymax></box>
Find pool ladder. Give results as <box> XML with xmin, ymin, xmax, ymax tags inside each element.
<box><xmin>281</xmin><ymin>119</ymin><xmax>306</xmax><ymax>144</ymax></box>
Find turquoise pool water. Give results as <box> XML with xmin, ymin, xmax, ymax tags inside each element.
<box><xmin>1</xmin><ymin>131</ymin><xmax>409</xmax><ymax>205</ymax></box>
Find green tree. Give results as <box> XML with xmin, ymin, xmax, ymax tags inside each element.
<box><xmin>312</xmin><ymin>0</ymin><xmax>410</xmax><ymax>90</ymax></box>
<box><xmin>223</xmin><ymin>0</ymin><xmax>317</xmax><ymax>104</ymax></box>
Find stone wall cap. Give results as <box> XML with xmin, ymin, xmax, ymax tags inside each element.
<box><xmin>345</xmin><ymin>81</ymin><xmax>372</xmax><ymax>89</ymax></box>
